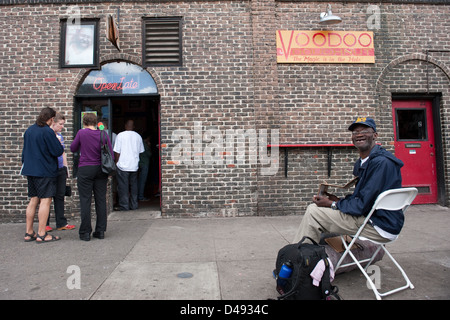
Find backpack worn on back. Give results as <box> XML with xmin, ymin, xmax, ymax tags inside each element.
<box><xmin>273</xmin><ymin>236</ymin><xmax>340</xmax><ymax>300</ymax></box>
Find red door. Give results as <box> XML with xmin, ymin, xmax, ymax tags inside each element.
<box><xmin>392</xmin><ymin>100</ymin><xmax>438</xmax><ymax>204</ymax></box>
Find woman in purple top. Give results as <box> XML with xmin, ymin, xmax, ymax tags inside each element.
<box><xmin>70</xmin><ymin>113</ymin><xmax>113</xmax><ymax>241</ymax></box>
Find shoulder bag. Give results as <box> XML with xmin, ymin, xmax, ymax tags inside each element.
<box><xmin>100</xmin><ymin>130</ymin><xmax>116</xmax><ymax>175</ymax></box>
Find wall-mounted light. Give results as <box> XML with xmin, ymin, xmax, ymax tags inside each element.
<box><xmin>319</xmin><ymin>4</ymin><xmax>342</xmax><ymax>25</ymax></box>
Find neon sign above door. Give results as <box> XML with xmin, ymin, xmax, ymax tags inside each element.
<box><xmin>77</xmin><ymin>62</ymin><xmax>158</xmax><ymax>95</ymax></box>
<box><xmin>92</xmin><ymin>76</ymin><xmax>139</xmax><ymax>92</ymax></box>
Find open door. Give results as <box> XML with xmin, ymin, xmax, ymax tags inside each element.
<box><xmin>74</xmin><ymin>61</ymin><xmax>161</xmax><ymax>211</ymax></box>
<box><xmin>72</xmin><ymin>98</ymin><xmax>112</xmax><ymax>177</ymax></box>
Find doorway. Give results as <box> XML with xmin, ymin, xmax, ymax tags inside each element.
<box><xmin>392</xmin><ymin>98</ymin><xmax>443</xmax><ymax>204</ymax></box>
<box><xmin>111</xmin><ymin>97</ymin><xmax>161</xmax><ymax>210</ymax></box>
<box><xmin>74</xmin><ymin>96</ymin><xmax>161</xmax><ymax>211</ymax></box>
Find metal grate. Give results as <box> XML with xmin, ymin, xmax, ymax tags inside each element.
<box><xmin>415</xmin><ymin>186</ymin><xmax>431</xmax><ymax>194</ymax></box>
<box><xmin>143</xmin><ymin>18</ymin><xmax>182</xmax><ymax>67</ymax></box>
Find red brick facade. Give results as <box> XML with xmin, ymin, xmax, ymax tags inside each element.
<box><xmin>0</xmin><ymin>0</ymin><xmax>449</xmax><ymax>222</ymax></box>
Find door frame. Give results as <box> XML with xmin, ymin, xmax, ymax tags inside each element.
<box><xmin>73</xmin><ymin>95</ymin><xmax>162</xmax><ymax>211</ymax></box>
<box><xmin>392</xmin><ymin>93</ymin><xmax>446</xmax><ymax>206</ymax></box>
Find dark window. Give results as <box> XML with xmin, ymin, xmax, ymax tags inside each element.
<box><xmin>142</xmin><ymin>17</ymin><xmax>182</xmax><ymax>67</ymax></box>
<box><xmin>396</xmin><ymin>109</ymin><xmax>427</xmax><ymax>141</ymax></box>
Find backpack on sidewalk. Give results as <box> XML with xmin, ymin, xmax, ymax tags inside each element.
<box><xmin>273</xmin><ymin>236</ymin><xmax>340</xmax><ymax>300</ymax></box>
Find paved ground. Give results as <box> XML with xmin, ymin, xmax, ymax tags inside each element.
<box><xmin>1</xmin><ymin>204</ymin><xmax>449</xmax><ymax>301</ymax></box>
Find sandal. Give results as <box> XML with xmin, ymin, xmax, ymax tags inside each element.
<box><xmin>36</xmin><ymin>232</ymin><xmax>61</xmax><ymax>243</ymax></box>
<box><xmin>57</xmin><ymin>224</ymin><xmax>75</xmax><ymax>230</ymax></box>
<box><xmin>24</xmin><ymin>231</ymin><xmax>37</xmax><ymax>242</ymax></box>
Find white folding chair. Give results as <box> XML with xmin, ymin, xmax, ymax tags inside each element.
<box><xmin>335</xmin><ymin>187</ymin><xmax>418</xmax><ymax>300</ymax></box>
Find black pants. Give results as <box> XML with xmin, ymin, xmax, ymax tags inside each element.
<box><xmin>116</xmin><ymin>168</ymin><xmax>138</xmax><ymax>211</ymax></box>
<box><xmin>77</xmin><ymin>165</ymin><xmax>108</xmax><ymax>235</ymax></box>
<box><xmin>48</xmin><ymin>167</ymin><xmax>68</xmax><ymax>228</ymax></box>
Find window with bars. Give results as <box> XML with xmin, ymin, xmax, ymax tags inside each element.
<box><xmin>142</xmin><ymin>17</ymin><xmax>182</xmax><ymax>67</ymax></box>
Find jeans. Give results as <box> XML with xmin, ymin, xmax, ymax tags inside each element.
<box><xmin>138</xmin><ymin>164</ymin><xmax>149</xmax><ymax>200</ymax></box>
<box><xmin>77</xmin><ymin>165</ymin><xmax>108</xmax><ymax>235</ymax></box>
<box><xmin>116</xmin><ymin>168</ymin><xmax>138</xmax><ymax>211</ymax></box>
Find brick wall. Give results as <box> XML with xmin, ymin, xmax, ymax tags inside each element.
<box><xmin>257</xmin><ymin>1</ymin><xmax>450</xmax><ymax>215</ymax></box>
<box><xmin>0</xmin><ymin>1</ymin><xmax>449</xmax><ymax>222</ymax></box>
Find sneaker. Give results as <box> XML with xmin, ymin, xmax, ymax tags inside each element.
<box><xmin>57</xmin><ymin>224</ymin><xmax>75</xmax><ymax>230</ymax></box>
<box><xmin>45</xmin><ymin>225</ymin><xmax>53</xmax><ymax>232</ymax></box>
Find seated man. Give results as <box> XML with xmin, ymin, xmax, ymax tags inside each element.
<box><xmin>293</xmin><ymin>117</ymin><xmax>404</xmax><ymax>244</ymax></box>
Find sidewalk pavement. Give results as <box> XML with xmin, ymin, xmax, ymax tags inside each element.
<box><xmin>0</xmin><ymin>204</ymin><xmax>449</xmax><ymax>300</ymax></box>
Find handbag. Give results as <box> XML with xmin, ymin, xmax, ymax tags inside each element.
<box><xmin>100</xmin><ymin>130</ymin><xmax>116</xmax><ymax>175</ymax></box>
<box><xmin>64</xmin><ymin>185</ymin><xmax>72</xmax><ymax>197</ymax></box>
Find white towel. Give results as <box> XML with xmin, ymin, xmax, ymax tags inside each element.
<box><xmin>310</xmin><ymin>258</ymin><xmax>335</xmax><ymax>286</ymax></box>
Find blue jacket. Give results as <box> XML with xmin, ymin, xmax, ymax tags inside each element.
<box><xmin>21</xmin><ymin>123</ymin><xmax>64</xmax><ymax>178</ymax></box>
<box><xmin>337</xmin><ymin>145</ymin><xmax>404</xmax><ymax>235</ymax></box>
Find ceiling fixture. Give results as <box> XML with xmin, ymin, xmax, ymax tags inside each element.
<box><xmin>319</xmin><ymin>4</ymin><xmax>342</xmax><ymax>25</ymax></box>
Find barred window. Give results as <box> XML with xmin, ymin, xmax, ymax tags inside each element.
<box><xmin>142</xmin><ymin>17</ymin><xmax>182</xmax><ymax>67</ymax></box>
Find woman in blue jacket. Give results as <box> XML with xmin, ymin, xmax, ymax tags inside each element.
<box><xmin>22</xmin><ymin>107</ymin><xmax>64</xmax><ymax>243</ymax></box>
<box><xmin>293</xmin><ymin>117</ymin><xmax>404</xmax><ymax>243</ymax></box>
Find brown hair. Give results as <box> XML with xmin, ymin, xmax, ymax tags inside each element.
<box><xmin>54</xmin><ymin>112</ymin><xmax>66</xmax><ymax>123</ymax></box>
<box><xmin>36</xmin><ymin>107</ymin><xmax>56</xmax><ymax>127</ymax></box>
<box><xmin>82</xmin><ymin>112</ymin><xmax>97</xmax><ymax>127</ymax></box>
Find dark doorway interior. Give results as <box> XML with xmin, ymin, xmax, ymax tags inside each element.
<box><xmin>74</xmin><ymin>96</ymin><xmax>160</xmax><ymax>211</ymax></box>
<box><xmin>111</xmin><ymin>97</ymin><xmax>160</xmax><ymax>210</ymax></box>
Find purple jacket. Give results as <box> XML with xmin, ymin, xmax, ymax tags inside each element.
<box><xmin>70</xmin><ymin>129</ymin><xmax>113</xmax><ymax>167</ymax></box>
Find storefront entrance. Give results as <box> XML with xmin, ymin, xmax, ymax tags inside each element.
<box><xmin>74</xmin><ymin>62</ymin><xmax>161</xmax><ymax>210</ymax></box>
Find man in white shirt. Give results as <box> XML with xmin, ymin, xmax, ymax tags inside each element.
<box><xmin>114</xmin><ymin>120</ymin><xmax>145</xmax><ymax>211</ymax></box>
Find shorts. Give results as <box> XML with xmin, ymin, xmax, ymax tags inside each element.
<box><xmin>27</xmin><ymin>176</ymin><xmax>57</xmax><ymax>199</ymax></box>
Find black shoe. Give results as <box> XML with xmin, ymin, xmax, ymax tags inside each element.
<box><xmin>93</xmin><ymin>231</ymin><xmax>105</xmax><ymax>239</ymax></box>
<box><xmin>79</xmin><ymin>233</ymin><xmax>90</xmax><ymax>241</ymax></box>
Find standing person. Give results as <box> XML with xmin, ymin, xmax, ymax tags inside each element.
<box><xmin>70</xmin><ymin>113</ymin><xmax>113</xmax><ymax>241</ymax></box>
<box><xmin>22</xmin><ymin>107</ymin><xmax>64</xmax><ymax>243</ymax></box>
<box><xmin>46</xmin><ymin>113</ymin><xmax>75</xmax><ymax>232</ymax></box>
<box><xmin>293</xmin><ymin>117</ymin><xmax>404</xmax><ymax>244</ymax></box>
<box><xmin>113</xmin><ymin>119</ymin><xmax>145</xmax><ymax>211</ymax></box>
<box><xmin>138</xmin><ymin>133</ymin><xmax>152</xmax><ymax>201</ymax></box>
<box><xmin>101</xmin><ymin>119</ymin><xmax>117</xmax><ymax>148</ymax></box>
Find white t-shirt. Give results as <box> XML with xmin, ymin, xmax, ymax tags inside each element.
<box><xmin>113</xmin><ymin>130</ymin><xmax>145</xmax><ymax>171</ymax></box>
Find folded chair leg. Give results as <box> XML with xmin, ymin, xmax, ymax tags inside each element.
<box><xmin>378</xmin><ymin>246</ymin><xmax>415</xmax><ymax>297</ymax></box>
<box><xmin>335</xmin><ymin>235</ymin><xmax>358</xmax><ymax>270</ymax></box>
<box><xmin>346</xmin><ymin>247</ymin><xmax>382</xmax><ymax>300</ymax></box>
<box><xmin>363</xmin><ymin>245</ymin><xmax>382</xmax><ymax>272</ymax></box>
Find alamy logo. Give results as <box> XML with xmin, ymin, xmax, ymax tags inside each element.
<box><xmin>66</xmin><ymin>265</ymin><xmax>81</xmax><ymax>290</ymax></box>
<box><xmin>66</xmin><ymin>6</ymin><xmax>81</xmax><ymax>29</ymax></box>
<box><xmin>170</xmin><ymin>121</ymin><xmax>279</xmax><ymax>176</ymax></box>
<box><xmin>367</xmin><ymin>5</ymin><xmax>381</xmax><ymax>30</ymax></box>
<box><xmin>366</xmin><ymin>265</ymin><xmax>381</xmax><ymax>290</ymax></box>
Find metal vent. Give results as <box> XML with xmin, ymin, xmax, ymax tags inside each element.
<box><xmin>143</xmin><ymin>18</ymin><xmax>182</xmax><ymax>67</ymax></box>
